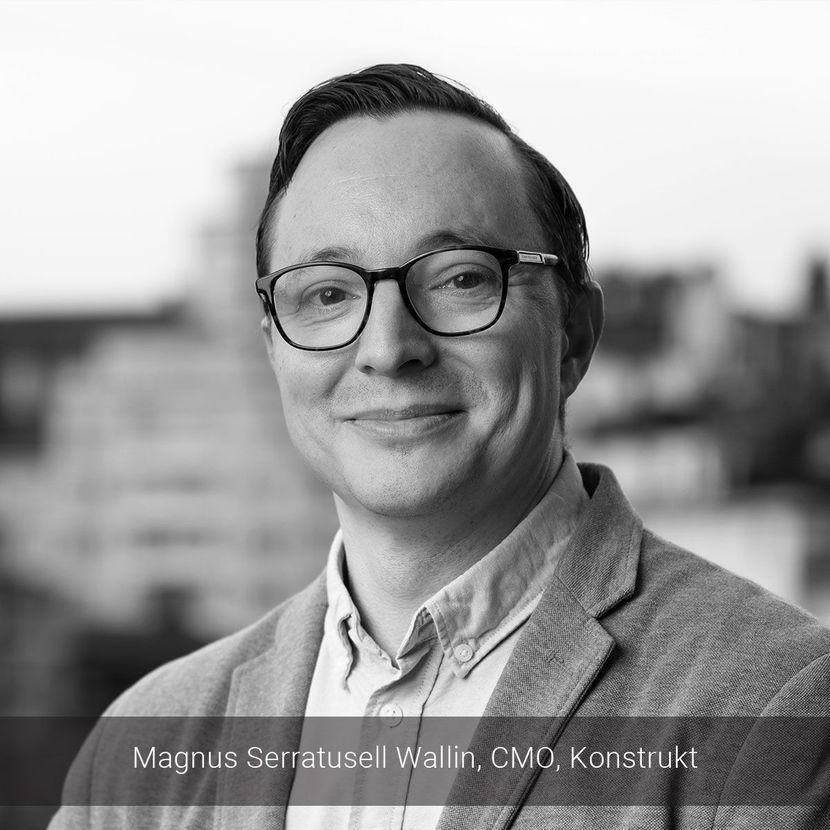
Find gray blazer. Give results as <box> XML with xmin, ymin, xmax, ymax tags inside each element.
<box><xmin>50</xmin><ymin>464</ymin><xmax>830</xmax><ymax>829</ymax></box>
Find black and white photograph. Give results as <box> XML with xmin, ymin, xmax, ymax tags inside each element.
<box><xmin>1</xmin><ymin>2</ymin><xmax>829</xmax><ymax>828</ymax></box>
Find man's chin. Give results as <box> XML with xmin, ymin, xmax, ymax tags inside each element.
<box><xmin>335</xmin><ymin>463</ymin><xmax>472</xmax><ymax>520</ymax></box>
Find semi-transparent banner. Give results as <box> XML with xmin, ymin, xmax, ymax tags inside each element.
<box><xmin>2</xmin><ymin>716</ymin><xmax>828</xmax><ymax>807</ymax></box>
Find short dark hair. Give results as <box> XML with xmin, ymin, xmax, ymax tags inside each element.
<box><xmin>256</xmin><ymin>63</ymin><xmax>591</xmax><ymax>311</ymax></box>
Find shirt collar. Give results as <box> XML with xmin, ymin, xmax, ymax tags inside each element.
<box><xmin>323</xmin><ymin>451</ymin><xmax>588</xmax><ymax>681</ymax></box>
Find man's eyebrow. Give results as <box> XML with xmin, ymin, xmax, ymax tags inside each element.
<box><xmin>296</xmin><ymin>245</ymin><xmax>358</xmax><ymax>263</ymax></box>
<box><xmin>415</xmin><ymin>228</ymin><xmax>495</xmax><ymax>251</ymax></box>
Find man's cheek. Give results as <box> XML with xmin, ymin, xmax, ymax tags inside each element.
<box><xmin>279</xmin><ymin>388</ymin><xmax>313</xmax><ymax>440</ymax></box>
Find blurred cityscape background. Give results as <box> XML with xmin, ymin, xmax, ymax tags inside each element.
<box><xmin>2</xmin><ymin>4</ymin><xmax>829</xmax><ymax>829</ymax></box>
<box><xmin>1</xmin><ymin>157</ymin><xmax>829</xmax><ymax>722</ymax></box>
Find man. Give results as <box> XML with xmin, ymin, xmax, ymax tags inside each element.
<box><xmin>51</xmin><ymin>64</ymin><xmax>830</xmax><ymax>829</ymax></box>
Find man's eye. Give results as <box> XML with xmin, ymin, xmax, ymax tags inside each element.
<box><xmin>314</xmin><ymin>286</ymin><xmax>349</xmax><ymax>305</ymax></box>
<box><xmin>299</xmin><ymin>283</ymin><xmax>360</xmax><ymax>309</ymax></box>
<box><xmin>436</xmin><ymin>270</ymin><xmax>497</xmax><ymax>290</ymax></box>
<box><xmin>451</xmin><ymin>272</ymin><xmax>483</xmax><ymax>289</ymax></box>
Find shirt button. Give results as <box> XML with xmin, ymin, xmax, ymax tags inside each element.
<box><xmin>453</xmin><ymin>642</ymin><xmax>474</xmax><ymax>663</ymax></box>
<box><xmin>380</xmin><ymin>703</ymin><xmax>403</xmax><ymax>727</ymax></box>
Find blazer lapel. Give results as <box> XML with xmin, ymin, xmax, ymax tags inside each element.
<box><xmin>436</xmin><ymin>464</ymin><xmax>643</xmax><ymax>830</ymax></box>
<box><xmin>217</xmin><ymin>575</ymin><xmax>327</xmax><ymax>830</ymax></box>
<box><xmin>225</xmin><ymin>575</ymin><xmax>327</xmax><ymax>717</ymax></box>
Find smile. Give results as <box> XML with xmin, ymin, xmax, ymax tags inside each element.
<box><xmin>345</xmin><ymin>406</ymin><xmax>464</xmax><ymax>440</ymax></box>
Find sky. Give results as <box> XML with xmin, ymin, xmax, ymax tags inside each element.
<box><xmin>1</xmin><ymin>0</ymin><xmax>829</xmax><ymax>315</ymax></box>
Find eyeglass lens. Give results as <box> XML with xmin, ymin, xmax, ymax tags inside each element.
<box><xmin>271</xmin><ymin>249</ymin><xmax>505</xmax><ymax>348</ymax></box>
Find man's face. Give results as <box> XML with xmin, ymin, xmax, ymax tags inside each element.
<box><xmin>263</xmin><ymin>112</ymin><xmax>575</xmax><ymax>520</ymax></box>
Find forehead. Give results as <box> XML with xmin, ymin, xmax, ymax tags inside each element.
<box><xmin>267</xmin><ymin>111</ymin><xmax>545</xmax><ymax>268</ymax></box>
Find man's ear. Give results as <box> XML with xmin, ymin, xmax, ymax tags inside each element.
<box><xmin>559</xmin><ymin>280</ymin><xmax>604</xmax><ymax>400</ymax></box>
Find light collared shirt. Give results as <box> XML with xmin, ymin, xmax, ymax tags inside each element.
<box><xmin>286</xmin><ymin>453</ymin><xmax>588</xmax><ymax>830</ymax></box>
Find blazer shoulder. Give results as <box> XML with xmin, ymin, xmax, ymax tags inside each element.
<box><xmin>601</xmin><ymin>528</ymin><xmax>830</xmax><ymax>713</ymax></box>
<box><xmin>642</xmin><ymin>528</ymin><xmax>828</xmax><ymax>630</ymax></box>
<box><xmin>104</xmin><ymin>576</ymin><xmax>326</xmax><ymax>716</ymax></box>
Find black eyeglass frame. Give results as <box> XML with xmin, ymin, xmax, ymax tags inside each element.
<box><xmin>255</xmin><ymin>245</ymin><xmax>561</xmax><ymax>352</ymax></box>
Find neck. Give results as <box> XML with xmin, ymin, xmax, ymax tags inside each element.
<box><xmin>333</xmin><ymin>447</ymin><xmax>563</xmax><ymax>656</ymax></box>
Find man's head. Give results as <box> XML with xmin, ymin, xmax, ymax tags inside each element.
<box><xmin>257</xmin><ymin>64</ymin><xmax>603</xmax><ymax>524</ymax></box>
<box><xmin>257</xmin><ymin>64</ymin><xmax>590</xmax><ymax>315</ymax></box>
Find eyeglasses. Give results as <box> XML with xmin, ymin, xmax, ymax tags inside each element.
<box><xmin>255</xmin><ymin>245</ymin><xmax>560</xmax><ymax>351</ymax></box>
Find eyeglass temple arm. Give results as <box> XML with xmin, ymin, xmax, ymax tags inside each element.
<box><xmin>517</xmin><ymin>251</ymin><xmax>559</xmax><ymax>266</ymax></box>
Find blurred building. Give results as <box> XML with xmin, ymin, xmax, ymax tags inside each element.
<box><xmin>1</xmin><ymin>160</ymin><xmax>828</xmax><ymax>715</ymax></box>
<box><xmin>570</xmin><ymin>264</ymin><xmax>729</xmax><ymax>431</ymax></box>
<box><xmin>725</xmin><ymin>257</ymin><xmax>830</xmax><ymax>486</ymax></box>
<box><xmin>0</xmin><ymin>164</ymin><xmax>337</xmax><ymax>713</ymax></box>
<box><xmin>570</xmin><ymin>259</ymin><xmax>830</xmax><ymax>620</ymax></box>
<box><xmin>23</xmin><ymin>164</ymin><xmax>336</xmax><ymax>638</ymax></box>
<box><xmin>0</xmin><ymin>309</ymin><xmax>181</xmax><ymax>713</ymax></box>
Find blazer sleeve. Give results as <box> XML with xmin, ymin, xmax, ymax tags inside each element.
<box><xmin>713</xmin><ymin>651</ymin><xmax>830</xmax><ymax>830</ymax></box>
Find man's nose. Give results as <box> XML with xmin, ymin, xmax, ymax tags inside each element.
<box><xmin>353</xmin><ymin>280</ymin><xmax>437</xmax><ymax>376</ymax></box>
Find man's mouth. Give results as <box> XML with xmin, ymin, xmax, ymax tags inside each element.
<box><xmin>349</xmin><ymin>404</ymin><xmax>461</xmax><ymax>420</ymax></box>
<box><xmin>345</xmin><ymin>405</ymin><xmax>464</xmax><ymax>439</ymax></box>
